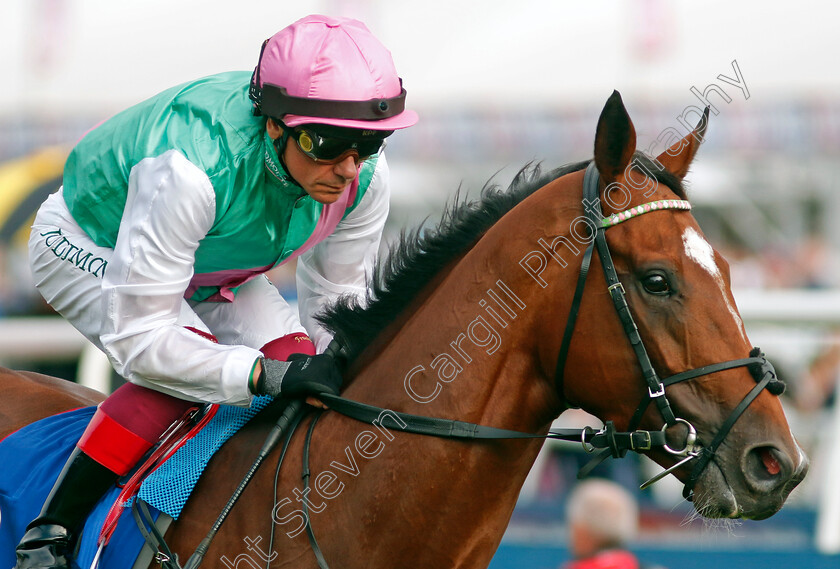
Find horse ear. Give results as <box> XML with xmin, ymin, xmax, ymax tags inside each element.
<box><xmin>655</xmin><ymin>107</ymin><xmax>709</xmax><ymax>180</ymax></box>
<box><xmin>594</xmin><ymin>91</ymin><xmax>637</xmax><ymax>182</ymax></box>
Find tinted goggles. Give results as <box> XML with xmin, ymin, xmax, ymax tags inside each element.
<box><xmin>288</xmin><ymin>124</ymin><xmax>392</xmax><ymax>163</ymax></box>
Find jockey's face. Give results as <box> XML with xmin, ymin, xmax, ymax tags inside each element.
<box><xmin>266</xmin><ymin>119</ymin><xmax>358</xmax><ymax>205</ymax></box>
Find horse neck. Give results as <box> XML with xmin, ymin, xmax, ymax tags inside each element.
<box><xmin>347</xmin><ymin>177</ymin><xmax>584</xmax><ymax>431</ymax></box>
<box><xmin>310</xmin><ymin>174</ymin><xmax>585</xmax><ymax>566</ymax></box>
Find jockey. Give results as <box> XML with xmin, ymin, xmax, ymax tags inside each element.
<box><xmin>16</xmin><ymin>14</ymin><xmax>417</xmax><ymax>569</ymax></box>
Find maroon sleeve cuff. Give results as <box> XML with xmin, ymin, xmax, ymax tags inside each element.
<box><xmin>260</xmin><ymin>332</ymin><xmax>316</xmax><ymax>361</ymax></box>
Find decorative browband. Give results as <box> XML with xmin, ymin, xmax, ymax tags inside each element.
<box><xmin>601</xmin><ymin>200</ymin><xmax>692</xmax><ymax>228</ymax></box>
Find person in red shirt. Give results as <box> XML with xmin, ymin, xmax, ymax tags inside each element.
<box><xmin>561</xmin><ymin>479</ymin><xmax>663</xmax><ymax>569</ymax></box>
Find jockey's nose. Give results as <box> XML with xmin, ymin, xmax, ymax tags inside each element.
<box><xmin>332</xmin><ymin>154</ymin><xmax>359</xmax><ymax>180</ymax></box>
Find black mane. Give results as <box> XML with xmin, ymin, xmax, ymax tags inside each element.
<box><xmin>317</xmin><ymin>153</ymin><xmax>684</xmax><ymax>363</ymax></box>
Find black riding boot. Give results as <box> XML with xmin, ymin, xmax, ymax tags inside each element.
<box><xmin>14</xmin><ymin>447</ymin><xmax>119</xmax><ymax>569</ymax></box>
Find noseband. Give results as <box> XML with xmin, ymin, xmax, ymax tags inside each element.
<box><xmin>557</xmin><ymin>162</ymin><xmax>785</xmax><ymax>496</ymax></box>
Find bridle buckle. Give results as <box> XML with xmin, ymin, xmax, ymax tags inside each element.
<box><xmin>607</xmin><ymin>281</ymin><xmax>625</xmax><ymax>295</ymax></box>
<box><xmin>630</xmin><ymin>430</ymin><xmax>652</xmax><ymax>451</ymax></box>
<box><xmin>648</xmin><ymin>383</ymin><xmax>666</xmax><ymax>398</ymax></box>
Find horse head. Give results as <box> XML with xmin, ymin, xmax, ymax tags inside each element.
<box><xmin>560</xmin><ymin>91</ymin><xmax>808</xmax><ymax>520</ymax></box>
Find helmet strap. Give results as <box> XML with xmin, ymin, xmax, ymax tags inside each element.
<box><xmin>275</xmin><ymin>132</ymin><xmax>303</xmax><ymax>189</ymax></box>
<box><xmin>264</xmin><ymin>125</ymin><xmax>303</xmax><ymax>189</ymax></box>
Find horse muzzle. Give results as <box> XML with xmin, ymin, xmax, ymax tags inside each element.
<box><xmin>690</xmin><ymin>436</ymin><xmax>809</xmax><ymax>520</ymax></box>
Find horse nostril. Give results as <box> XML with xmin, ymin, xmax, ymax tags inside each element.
<box><xmin>744</xmin><ymin>445</ymin><xmax>790</xmax><ymax>492</ymax></box>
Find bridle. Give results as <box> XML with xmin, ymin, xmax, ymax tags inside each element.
<box><xmin>311</xmin><ymin>162</ymin><xmax>784</xmax><ymax>496</ymax></box>
<box><xmin>556</xmin><ymin>162</ymin><xmax>785</xmax><ymax>496</ymax></box>
<box><xmin>313</xmin><ymin>162</ymin><xmax>785</xmax><ymax>496</ymax></box>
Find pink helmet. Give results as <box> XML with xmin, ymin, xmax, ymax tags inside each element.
<box><xmin>250</xmin><ymin>15</ymin><xmax>418</xmax><ymax>131</ymax></box>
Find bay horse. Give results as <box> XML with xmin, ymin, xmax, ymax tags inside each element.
<box><xmin>0</xmin><ymin>92</ymin><xmax>808</xmax><ymax>569</ymax></box>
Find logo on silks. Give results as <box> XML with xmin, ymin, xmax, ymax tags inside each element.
<box><xmin>40</xmin><ymin>229</ymin><xmax>108</xmax><ymax>278</ymax></box>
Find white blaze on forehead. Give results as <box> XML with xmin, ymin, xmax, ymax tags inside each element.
<box><xmin>682</xmin><ymin>227</ymin><xmax>748</xmax><ymax>342</ymax></box>
<box><xmin>682</xmin><ymin>227</ymin><xmax>718</xmax><ymax>276</ymax></box>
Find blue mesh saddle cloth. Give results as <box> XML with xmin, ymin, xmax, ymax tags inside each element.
<box><xmin>137</xmin><ymin>395</ymin><xmax>271</xmax><ymax>518</ymax></box>
<box><xmin>0</xmin><ymin>396</ymin><xmax>272</xmax><ymax>569</ymax></box>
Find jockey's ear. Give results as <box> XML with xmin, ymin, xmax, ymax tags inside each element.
<box><xmin>593</xmin><ymin>91</ymin><xmax>636</xmax><ymax>183</ymax></box>
<box><xmin>655</xmin><ymin>107</ymin><xmax>709</xmax><ymax>180</ymax></box>
<box><xmin>266</xmin><ymin>118</ymin><xmax>283</xmax><ymax>140</ymax></box>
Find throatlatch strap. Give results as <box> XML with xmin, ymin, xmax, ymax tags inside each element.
<box><xmin>554</xmin><ymin>235</ymin><xmax>595</xmax><ymax>399</ymax></box>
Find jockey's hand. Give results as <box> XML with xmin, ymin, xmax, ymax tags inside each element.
<box><xmin>257</xmin><ymin>353</ymin><xmax>343</xmax><ymax>399</ymax></box>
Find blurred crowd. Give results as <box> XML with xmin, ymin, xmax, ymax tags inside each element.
<box><xmin>722</xmin><ymin>236</ymin><xmax>840</xmax><ymax>290</ymax></box>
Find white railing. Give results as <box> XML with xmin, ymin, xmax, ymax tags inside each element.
<box><xmin>0</xmin><ymin>317</ymin><xmax>111</xmax><ymax>393</ymax></box>
<box><xmin>735</xmin><ymin>288</ymin><xmax>840</xmax><ymax>325</ymax></box>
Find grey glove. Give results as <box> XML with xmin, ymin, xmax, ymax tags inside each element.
<box><xmin>256</xmin><ymin>353</ymin><xmax>343</xmax><ymax>398</ymax></box>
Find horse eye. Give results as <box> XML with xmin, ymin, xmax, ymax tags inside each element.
<box><xmin>642</xmin><ymin>273</ymin><xmax>671</xmax><ymax>295</ymax></box>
